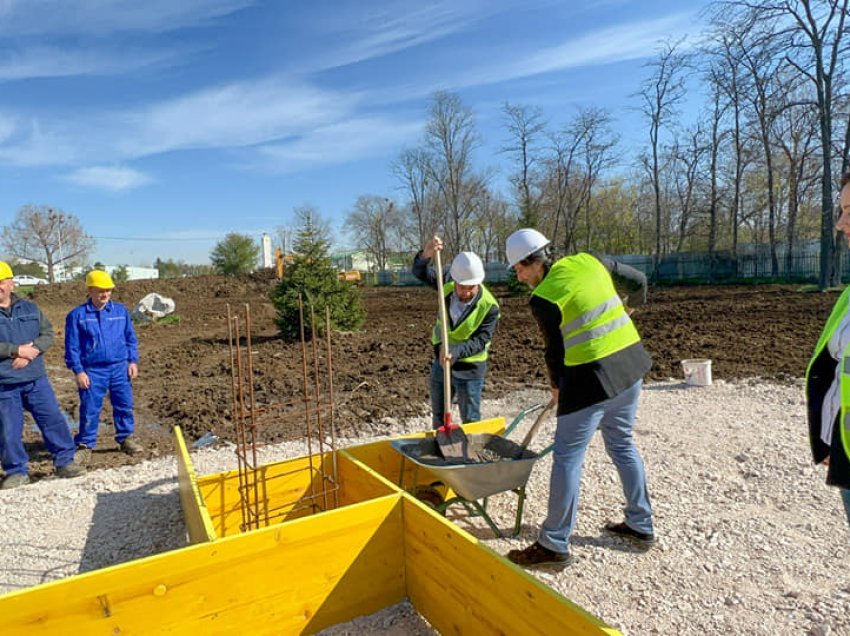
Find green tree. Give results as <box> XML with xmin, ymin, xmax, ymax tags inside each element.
<box><xmin>271</xmin><ymin>206</ymin><xmax>365</xmax><ymax>340</ymax></box>
<box><xmin>112</xmin><ymin>265</ymin><xmax>129</xmax><ymax>282</ymax></box>
<box><xmin>8</xmin><ymin>260</ymin><xmax>46</xmax><ymax>278</ymax></box>
<box><xmin>210</xmin><ymin>233</ymin><xmax>259</xmax><ymax>276</ymax></box>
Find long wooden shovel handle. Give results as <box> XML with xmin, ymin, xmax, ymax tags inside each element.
<box><xmin>434</xmin><ymin>246</ymin><xmax>454</xmax><ymax>431</ymax></box>
<box><xmin>519</xmin><ymin>397</ymin><xmax>557</xmax><ymax>451</ymax></box>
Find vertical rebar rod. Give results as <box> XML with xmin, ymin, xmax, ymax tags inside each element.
<box><xmin>244</xmin><ymin>303</ymin><xmax>262</xmax><ymax>529</ymax></box>
<box><xmin>298</xmin><ymin>295</ymin><xmax>318</xmax><ymax>511</ymax></box>
<box><xmin>309</xmin><ymin>304</ymin><xmax>328</xmax><ymax>512</ymax></box>
<box><xmin>325</xmin><ymin>306</ymin><xmax>338</xmax><ymax>508</ymax></box>
<box><xmin>227</xmin><ymin>305</ymin><xmax>250</xmax><ymax>532</ymax></box>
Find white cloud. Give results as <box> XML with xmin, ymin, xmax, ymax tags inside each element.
<box><xmin>0</xmin><ymin>0</ymin><xmax>255</xmax><ymax>36</ymax></box>
<box><xmin>0</xmin><ymin>45</ymin><xmax>185</xmax><ymax>81</ymax></box>
<box><xmin>255</xmin><ymin>116</ymin><xmax>422</xmax><ymax>172</ymax></box>
<box><xmin>66</xmin><ymin>166</ymin><xmax>153</xmax><ymax>191</ymax></box>
<box><xmin>459</xmin><ymin>13</ymin><xmax>698</xmax><ymax>88</ymax></box>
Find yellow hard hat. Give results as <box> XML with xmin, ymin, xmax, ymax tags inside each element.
<box><xmin>0</xmin><ymin>261</ymin><xmax>12</xmax><ymax>280</ymax></box>
<box><xmin>85</xmin><ymin>270</ymin><xmax>115</xmax><ymax>289</ymax></box>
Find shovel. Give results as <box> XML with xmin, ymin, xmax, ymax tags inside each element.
<box><xmin>515</xmin><ymin>397</ymin><xmax>557</xmax><ymax>458</ymax></box>
<box><xmin>433</xmin><ymin>245</ymin><xmax>470</xmax><ymax>460</ymax></box>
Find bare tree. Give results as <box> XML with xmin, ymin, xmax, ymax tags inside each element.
<box><xmin>424</xmin><ymin>91</ymin><xmax>481</xmax><ymax>254</ymax></box>
<box><xmin>346</xmin><ymin>195</ymin><xmax>402</xmax><ymax>270</ymax></box>
<box><xmin>393</xmin><ymin>146</ymin><xmax>435</xmax><ymax>247</ymax></box>
<box><xmin>637</xmin><ymin>39</ymin><xmax>689</xmax><ymax>278</ymax></box>
<box><xmin>670</xmin><ymin>123</ymin><xmax>710</xmax><ymax>252</ymax></box>
<box><xmin>1</xmin><ymin>205</ymin><xmax>94</xmax><ymax>282</ymax></box>
<box><xmin>501</xmin><ymin>102</ymin><xmax>547</xmax><ymax>226</ymax></box>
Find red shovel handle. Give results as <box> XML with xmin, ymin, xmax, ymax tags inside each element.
<box><xmin>439</xmin><ymin>412</ymin><xmax>457</xmax><ymax>434</ymax></box>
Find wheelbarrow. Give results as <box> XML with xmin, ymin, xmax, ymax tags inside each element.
<box><xmin>390</xmin><ymin>403</ymin><xmax>555</xmax><ymax>538</ymax></box>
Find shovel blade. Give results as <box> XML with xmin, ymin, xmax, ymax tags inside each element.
<box><xmin>436</xmin><ymin>425</ymin><xmax>470</xmax><ymax>460</ymax></box>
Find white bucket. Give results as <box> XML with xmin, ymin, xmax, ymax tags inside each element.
<box><xmin>681</xmin><ymin>359</ymin><xmax>712</xmax><ymax>386</ymax></box>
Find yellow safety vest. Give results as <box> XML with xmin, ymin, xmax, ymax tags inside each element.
<box><xmin>806</xmin><ymin>285</ymin><xmax>850</xmax><ymax>463</ymax></box>
<box><xmin>431</xmin><ymin>282</ymin><xmax>499</xmax><ymax>363</ymax></box>
<box><xmin>531</xmin><ymin>254</ymin><xmax>641</xmax><ymax>366</ymax></box>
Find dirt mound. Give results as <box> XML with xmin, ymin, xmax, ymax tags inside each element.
<box><xmin>19</xmin><ymin>278</ymin><xmax>835</xmax><ymax>475</ymax></box>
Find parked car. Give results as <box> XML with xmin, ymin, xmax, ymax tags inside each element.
<box><xmin>13</xmin><ymin>274</ymin><xmax>48</xmax><ymax>286</ymax></box>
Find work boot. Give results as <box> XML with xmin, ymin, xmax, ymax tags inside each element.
<box><xmin>506</xmin><ymin>542</ymin><xmax>574</xmax><ymax>569</ymax></box>
<box><xmin>55</xmin><ymin>463</ymin><xmax>86</xmax><ymax>479</ymax></box>
<box><xmin>0</xmin><ymin>473</ymin><xmax>31</xmax><ymax>490</ymax></box>
<box><xmin>603</xmin><ymin>521</ymin><xmax>656</xmax><ymax>547</ymax></box>
<box><xmin>75</xmin><ymin>444</ymin><xmax>92</xmax><ymax>465</ymax></box>
<box><xmin>119</xmin><ymin>436</ymin><xmax>143</xmax><ymax>456</ymax></box>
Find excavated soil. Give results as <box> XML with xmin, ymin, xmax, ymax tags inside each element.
<box><xmin>17</xmin><ymin>276</ymin><xmax>836</xmax><ymax>475</ymax></box>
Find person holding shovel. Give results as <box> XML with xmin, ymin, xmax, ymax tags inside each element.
<box><xmin>412</xmin><ymin>237</ymin><xmax>499</xmax><ymax>428</ymax></box>
<box><xmin>805</xmin><ymin>170</ymin><xmax>850</xmax><ymax>529</ymax></box>
<box><xmin>65</xmin><ymin>270</ymin><xmax>142</xmax><ymax>462</ymax></box>
<box><xmin>503</xmin><ymin>229</ymin><xmax>655</xmax><ymax>569</ymax></box>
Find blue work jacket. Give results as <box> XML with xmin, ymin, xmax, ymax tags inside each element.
<box><xmin>64</xmin><ymin>300</ymin><xmax>139</xmax><ymax>374</ymax></box>
<box><xmin>0</xmin><ymin>297</ymin><xmax>50</xmax><ymax>384</ymax></box>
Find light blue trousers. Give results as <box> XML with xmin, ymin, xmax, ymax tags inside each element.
<box><xmin>538</xmin><ymin>379</ymin><xmax>654</xmax><ymax>554</ymax></box>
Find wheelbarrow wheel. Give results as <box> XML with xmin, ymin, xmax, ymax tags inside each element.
<box><xmin>412</xmin><ymin>484</ymin><xmax>446</xmax><ymax>513</ymax></box>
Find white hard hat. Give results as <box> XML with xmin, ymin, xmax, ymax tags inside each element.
<box><xmin>506</xmin><ymin>228</ymin><xmax>550</xmax><ymax>268</ymax></box>
<box><xmin>450</xmin><ymin>252</ymin><xmax>485</xmax><ymax>285</ymax></box>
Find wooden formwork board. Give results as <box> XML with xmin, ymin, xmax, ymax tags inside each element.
<box><xmin>402</xmin><ymin>497</ymin><xmax>619</xmax><ymax>635</ymax></box>
<box><xmin>175</xmin><ymin>425</ymin><xmax>216</xmax><ymax>543</ymax></box>
<box><xmin>0</xmin><ymin>495</ymin><xmax>406</xmax><ymax>635</ymax></box>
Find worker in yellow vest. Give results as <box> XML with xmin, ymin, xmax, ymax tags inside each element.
<box><xmin>806</xmin><ymin>171</ymin><xmax>850</xmax><ymax>528</ymax></box>
<box><xmin>503</xmin><ymin>229</ymin><xmax>655</xmax><ymax>569</ymax></box>
<box><xmin>412</xmin><ymin>237</ymin><xmax>499</xmax><ymax>428</ymax></box>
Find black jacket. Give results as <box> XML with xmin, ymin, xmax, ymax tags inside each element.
<box><xmin>806</xmin><ymin>346</ymin><xmax>850</xmax><ymax>490</ymax></box>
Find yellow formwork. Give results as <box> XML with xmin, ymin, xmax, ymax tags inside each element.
<box><xmin>0</xmin><ymin>421</ymin><xmax>622</xmax><ymax>635</ymax></box>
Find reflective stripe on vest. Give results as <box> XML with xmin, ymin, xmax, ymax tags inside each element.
<box><xmin>805</xmin><ymin>285</ymin><xmax>850</xmax><ymax>464</ymax></box>
<box><xmin>431</xmin><ymin>282</ymin><xmax>499</xmax><ymax>363</ymax></box>
<box><xmin>531</xmin><ymin>253</ymin><xmax>641</xmax><ymax>366</ymax></box>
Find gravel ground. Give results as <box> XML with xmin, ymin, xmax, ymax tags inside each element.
<box><xmin>2</xmin><ymin>379</ymin><xmax>848</xmax><ymax>635</ymax></box>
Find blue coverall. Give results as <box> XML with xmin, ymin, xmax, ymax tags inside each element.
<box><xmin>0</xmin><ymin>296</ymin><xmax>76</xmax><ymax>475</ymax></box>
<box><xmin>65</xmin><ymin>299</ymin><xmax>139</xmax><ymax>448</ymax></box>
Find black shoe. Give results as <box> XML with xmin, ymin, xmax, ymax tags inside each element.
<box><xmin>604</xmin><ymin>521</ymin><xmax>656</xmax><ymax>545</ymax></box>
<box><xmin>506</xmin><ymin>542</ymin><xmax>573</xmax><ymax>569</ymax></box>
<box><xmin>55</xmin><ymin>463</ymin><xmax>86</xmax><ymax>479</ymax></box>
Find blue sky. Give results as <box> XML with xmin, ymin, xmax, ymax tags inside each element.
<box><xmin>0</xmin><ymin>0</ymin><xmax>711</xmax><ymax>266</ymax></box>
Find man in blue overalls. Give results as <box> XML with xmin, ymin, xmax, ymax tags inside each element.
<box><xmin>65</xmin><ymin>270</ymin><xmax>142</xmax><ymax>462</ymax></box>
<box><xmin>0</xmin><ymin>261</ymin><xmax>86</xmax><ymax>489</ymax></box>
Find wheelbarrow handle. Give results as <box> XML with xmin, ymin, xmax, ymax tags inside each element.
<box><xmin>518</xmin><ymin>398</ymin><xmax>557</xmax><ymax>452</ymax></box>
<box><xmin>504</xmin><ymin>402</ymin><xmax>545</xmax><ymax>438</ymax></box>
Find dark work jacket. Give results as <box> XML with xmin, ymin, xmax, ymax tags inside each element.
<box><xmin>806</xmin><ymin>346</ymin><xmax>850</xmax><ymax>489</ymax></box>
<box><xmin>0</xmin><ymin>296</ymin><xmax>52</xmax><ymax>385</ymax></box>
<box><xmin>412</xmin><ymin>251</ymin><xmax>499</xmax><ymax>380</ymax></box>
<box><xmin>530</xmin><ymin>255</ymin><xmax>652</xmax><ymax>416</ymax></box>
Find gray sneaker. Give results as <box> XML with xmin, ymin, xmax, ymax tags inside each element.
<box><xmin>119</xmin><ymin>436</ymin><xmax>143</xmax><ymax>456</ymax></box>
<box><xmin>1</xmin><ymin>473</ymin><xmax>31</xmax><ymax>489</ymax></box>
<box><xmin>75</xmin><ymin>444</ymin><xmax>92</xmax><ymax>465</ymax></box>
<box><xmin>55</xmin><ymin>463</ymin><xmax>86</xmax><ymax>479</ymax></box>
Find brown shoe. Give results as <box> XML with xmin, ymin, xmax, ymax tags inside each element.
<box><xmin>603</xmin><ymin>521</ymin><xmax>656</xmax><ymax>545</ymax></box>
<box><xmin>55</xmin><ymin>463</ymin><xmax>86</xmax><ymax>479</ymax></box>
<box><xmin>75</xmin><ymin>444</ymin><xmax>92</xmax><ymax>465</ymax></box>
<box><xmin>506</xmin><ymin>542</ymin><xmax>573</xmax><ymax>569</ymax></box>
<box><xmin>119</xmin><ymin>436</ymin><xmax>143</xmax><ymax>456</ymax></box>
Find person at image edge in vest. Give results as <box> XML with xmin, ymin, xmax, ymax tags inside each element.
<box><xmin>412</xmin><ymin>237</ymin><xmax>499</xmax><ymax>428</ymax></box>
<box><xmin>503</xmin><ymin>229</ymin><xmax>655</xmax><ymax>569</ymax></box>
<box><xmin>0</xmin><ymin>261</ymin><xmax>86</xmax><ymax>489</ymax></box>
<box><xmin>65</xmin><ymin>270</ymin><xmax>142</xmax><ymax>462</ymax></box>
<box><xmin>806</xmin><ymin>170</ymin><xmax>850</xmax><ymax>528</ymax></box>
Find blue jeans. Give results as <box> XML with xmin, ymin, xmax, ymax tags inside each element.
<box><xmin>75</xmin><ymin>361</ymin><xmax>135</xmax><ymax>448</ymax></box>
<box><xmin>0</xmin><ymin>376</ymin><xmax>76</xmax><ymax>476</ymax></box>
<box><xmin>538</xmin><ymin>379</ymin><xmax>653</xmax><ymax>554</ymax></box>
<box><xmin>841</xmin><ymin>489</ymin><xmax>850</xmax><ymax>528</ymax></box>
<box><xmin>428</xmin><ymin>361</ymin><xmax>484</xmax><ymax>429</ymax></box>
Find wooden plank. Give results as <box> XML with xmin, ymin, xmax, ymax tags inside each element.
<box><xmin>336</xmin><ymin>453</ymin><xmax>397</xmax><ymax>506</ymax></box>
<box><xmin>0</xmin><ymin>496</ymin><xmax>406</xmax><ymax>635</ymax></box>
<box><xmin>402</xmin><ymin>498</ymin><xmax>620</xmax><ymax>635</ymax></box>
<box><xmin>174</xmin><ymin>426</ymin><xmax>216</xmax><ymax>543</ymax></box>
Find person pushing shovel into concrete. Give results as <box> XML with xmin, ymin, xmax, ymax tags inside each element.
<box><xmin>412</xmin><ymin>237</ymin><xmax>499</xmax><ymax>429</ymax></box>
<box><xmin>503</xmin><ymin>229</ymin><xmax>655</xmax><ymax>569</ymax></box>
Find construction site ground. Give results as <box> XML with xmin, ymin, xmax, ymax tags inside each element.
<box><xmin>20</xmin><ymin>276</ymin><xmax>834</xmax><ymax>477</ymax></box>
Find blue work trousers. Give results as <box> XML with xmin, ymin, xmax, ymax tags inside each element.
<box><xmin>841</xmin><ymin>489</ymin><xmax>850</xmax><ymax>529</ymax></box>
<box><xmin>538</xmin><ymin>379</ymin><xmax>654</xmax><ymax>554</ymax></box>
<box><xmin>74</xmin><ymin>362</ymin><xmax>135</xmax><ymax>448</ymax></box>
<box><xmin>429</xmin><ymin>361</ymin><xmax>484</xmax><ymax>429</ymax></box>
<box><xmin>0</xmin><ymin>376</ymin><xmax>76</xmax><ymax>476</ymax></box>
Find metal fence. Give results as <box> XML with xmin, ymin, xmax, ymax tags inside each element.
<box><xmin>359</xmin><ymin>245</ymin><xmax>850</xmax><ymax>286</ymax></box>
